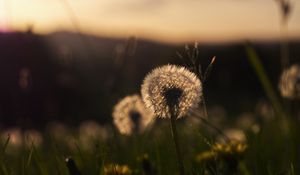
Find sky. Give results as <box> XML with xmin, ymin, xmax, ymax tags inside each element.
<box><xmin>0</xmin><ymin>0</ymin><xmax>300</xmax><ymax>43</ymax></box>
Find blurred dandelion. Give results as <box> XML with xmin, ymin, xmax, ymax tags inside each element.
<box><xmin>78</xmin><ymin>120</ymin><xmax>109</xmax><ymax>150</ymax></box>
<box><xmin>46</xmin><ymin>121</ymin><xmax>70</xmax><ymax>140</ymax></box>
<box><xmin>1</xmin><ymin>128</ymin><xmax>23</xmax><ymax>148</ymax></box>
<box><xmin>279</xmin><ymin>64</ymin><xmax>300</xmax><ymax>99</ymax></box>
<box><xmin>113</xmin><ymin>94</ymin><xmax>155</xmax><ymax>135</ymax></box>
<box><xmin>104</xmin><ymin>164</ymin><xmax>132</xmax><ymax>175</ymax></box>
<box><xmin>236</xmin><ymin>113</ymin><xmax>255</xmax><ymax>130</ymax></box>
<box><xmin>255</xmin><ymin>100</ymin><xmax>275</xmax><ymax>121</ymax></box>
<box><xmin>217</xmin><ymin>129</ymin><xmax>246</xmax><ymax>144</ymax></box>
<box><xmin>1</xmin><ymin>128</ymin><xmax>23</xmax><ymax>154</ymax></box>
<box><xmin>24</xmin><ymin>129</ymin><xmax>43</xmax><ymax>147</ymax></box>
<box><xmin>141</xmin><ymin>64</ymin><xmax>202</xmax><ymax>119</ymax></box>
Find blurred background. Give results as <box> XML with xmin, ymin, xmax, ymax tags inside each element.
<box><xmin>0</xmin><ymin>0</ymin><xmax>300</xmax><ymax>129</ymax></box>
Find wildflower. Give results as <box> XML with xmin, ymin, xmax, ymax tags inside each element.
<box><xmin>141</xmin><ymin>64</ymin><xmax>201</xmax><ymax>175</ymax></box>
<box><xmin>255</xmin><ymin>100</ymin><xmax>275</xmax><ymax>121</ymax></box>
<box><xmin>141</xmin><ymin>64</ymin><xmax>202</xmax><ymax>119</ymax></box>
<box><xmin>113</xmin><ymin>94</ymin><xmax>154</xmax><ymax>135</ymax></box>
<box><xmin>196</xmin><ymin>141</ymin><xmax>248</xmax><ymax>163</ymax></box>
<box><xmin>195</xmin><ymin>141</ymin><xmax>248</xmax><ymax>174</ymax></box>
<box><xmin>217</xmin><ymin>129</ymin><xmax>246</xmax><ymax>143</ymax></box>
<box><xmin>104</xmin><ymin>164</ymin><xmax>132</xmax><ymax>175</ymax></box>
<box><xmin>79</xmin><ymin>120</ymin><xmax>109</xmax><ymax>150</ymax></box>
<box><xmin>279</xmin><ymin>64</ymin><xmax>300</xmax><ymax>99</ymax></box>
<box><xmin>1</xmin><ymin>128</ymin><xmax>23</xmax><ymax>148</ymax></box>
<box><xmin>46</xmin><ymin>121</ymin><xmax>69</xmax><ymax>140</ymax></box>
<box><xmin>212</xmin><ymin>142</ymin><xmax>248</xmax><ymax>156</ymax></box>
<box><xmin>24</xmin><ymin>129</ymin><xmax>43</xmax><ymax>147</ymax></box>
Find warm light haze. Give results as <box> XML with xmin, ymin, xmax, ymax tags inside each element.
<box><xmin>1</xmin><ymin>0</ymin><xmax>300</xmax><ymax>43</ymax></box>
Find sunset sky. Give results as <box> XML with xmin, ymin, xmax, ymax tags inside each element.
<box><xmin>0</xmin><ymin>0</ymin><xmax>300</xmax><ymax>43</ymax></box>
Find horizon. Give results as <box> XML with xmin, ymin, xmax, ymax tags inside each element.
<box><xmin>1</xmin><ymin>0</ymin><xmax>300</xmax><ymax>43</ymax></box>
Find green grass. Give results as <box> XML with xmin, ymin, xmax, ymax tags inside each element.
<box><xmin>0</xmin><ymin>45</ymin><xmax>299</xmax><ymax>175</ymax></box>
<box><xmin>0</xmin><ymin>116</ymin><xmax>299</xmax><ymax>175</ymax></box>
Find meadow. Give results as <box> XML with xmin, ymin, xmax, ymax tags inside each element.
<box><xmin>0</xmin><ymin>41</ymin><xmax>299</xmax><ymax>175</ymax></box>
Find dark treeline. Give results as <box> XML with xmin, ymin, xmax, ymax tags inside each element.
<box><xmin>0</xmin><ymin>31</ymin><xmax>299</xmax><ymax>129</ymax></box>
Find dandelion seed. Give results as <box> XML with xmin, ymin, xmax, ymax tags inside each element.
<box><xmin>141</xmin><ymin>64</ymin><xmax>202</xmax><ymax>119</ymax></box>
<box><xmin>113</xmin><ymin>94</ymin><xmax>155</xmax><ymax>135</ymax></box>
<box><xmin>279</xmin><ymin>64</ymin><xmax>300</xmax><ymax>99</ymax></box>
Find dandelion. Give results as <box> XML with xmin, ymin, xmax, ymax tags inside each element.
<box><xmin>235</xmin><ymin>113</ymin><xmax>255</xmax><ymax>130</ymax></box>
<box><xmin>1</xmin><ymin>128</ymin><xmax>22</xmax><ymax>154</ymax></box>
<box><xmin>1</xmin><ymin>128</ymin><xmax>23</xmax><ymax>148</ymax></box>
<box><xmin>104</xmin><ymin>164</ymin><xmax>132</xmax><ymax>175</ymax></box>
<box><xmin>46</xmin><ymin>121</ymin><xmax>69</xmax><ymax>140</ymax></box>
<box><xmin>79</xmin><ymin>120</ymin><xmax>109</xmax><ymax>150</ymax></box>
<box><xmin>217</xmin><ymin>129</ymin><xmax>246</xmax><ymax>144</ymax></box>
<box><xmin>141</xmin><ymin>64</ymin><xmax>202</xmax><ymax>175</ymax></box>
<box><xmin>196</xmin><ymin>142</ymin><xmax>248</xmax><ymax>163</ymax></box>
<box><xmin>113</xmin><ymin>94</ymin><xmax>155</xmax><ymax>135</ymax></box>
<box><xmin>141</xmin><ymin>64</ymin><xmax>202</xmax><ymax>119</ymax></box>
<box><xmin>24</xmin><ymin>129</ymin><xmax>43</xmax><ymax>147</ymax></box>
<box><xmin>279</xmin><ymin>64</ymin><xmax>300</xmax><ymax>99</ymax></box>
<box><xmin>195</xmin><ymin>141</ymin><xmax>248</xmax><ymax>174</ymax></box>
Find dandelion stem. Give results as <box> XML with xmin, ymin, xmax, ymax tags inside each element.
<box><xmin>169</xmin><ymin>108</ymin><xmax>185</xmax><ymax>175</ymax></box>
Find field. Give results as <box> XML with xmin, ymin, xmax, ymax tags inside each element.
<box><xmin>0</xmin><ymin>40</ymin><xmax>300</xmax><ymax>175</ymax></box>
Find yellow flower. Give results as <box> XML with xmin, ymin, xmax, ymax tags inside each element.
<box><xmin>104</xmin><ymin>164</ymin><xmax>132</xmax><ymax>175</ymax></box>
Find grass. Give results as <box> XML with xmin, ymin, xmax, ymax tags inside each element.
<box><xmin>0</xmin><ymin>44</ymin><xmax>299</xmax><ymax>175</ymax></box>
<box><xmin>0</xmin><ymin>115</ymin><xmax>299</xmax><ymax>175</ymax></box>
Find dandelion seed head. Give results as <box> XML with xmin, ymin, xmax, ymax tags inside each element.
<box><xmin>279</xmin><ymin>64</ymin><xmax>300</xmax><ymax>99</ymax></box>
<box><xmin>24</xmin><ymin>129</ymin><xmax>43</xmax><ymax>147</ymax></box>
<box><xmin>113</xmin><ymin>94</ymin><xmax>154</xmax><ymax>135</ymax></box>
<box><xmin>78</xmin><ymin>120</ymin><xmax>110</xmax><ymax>150</ymax></box>
<box><xmin>2</xmin><ymin>128</ymin><xmax>23</xmax><ymax>148</ymax></box>
<box><xmin>141</xmin><ymin>64</ymin><xmax>202</xmax><ymax>118</ymax></box>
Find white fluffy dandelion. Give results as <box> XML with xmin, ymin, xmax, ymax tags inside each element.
<box><xmin>141</xmin><ymin>64</ymin><xmax>202</xmax><ymax>119</ymax></box>
<box><xmin>279</xmin><ymin>64</ymin><xmax>300</xmax><ymax>99</ymax></box>
<box><xmin>112</xmin><ymin>94</ymin><xmax>155</xmax><ymax>135</ymax></box>
<box><xmin>217</xmin><ymin>129</ymin><xmax>246</xmax><ymax>143</ymax></box>
<box><xmin>78</xmin><ymin>120</ymin><xmax>110</xmax><ymax>150</ymax></box>
<box><xmin>24</xmin><ymin>130</ymin><xmax>43</xmax><ymax>147</ymax></box>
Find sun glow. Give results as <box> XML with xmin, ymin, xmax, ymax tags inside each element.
<box><xmin>1</xmin><ymin>0</ymin><xmax>300</xmax><ymax>43</ymax></box>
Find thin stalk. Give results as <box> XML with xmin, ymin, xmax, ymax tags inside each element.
<box><xmin>245</xmin><ymin>44</ymin><xmax>286</xmax><ymax>119</ymax></box>
<box><xmin>169</xmin><ymin>108</ymin><xmax>185</xmax><ymax>175</ymax></box>
<box><xmin>198</xmin><ymin>116</ymin><xmax>230</xmax><ymax>143</ymax></box>
<box><xmin>280</xmin><ymin>20</ymin><xmax>289</xmax><ymax>70</ymax></box>
<box><xmin>201</xmin><ymin>94</ymin><xmax>209</xmax><ymax>120</ymax></box>
<box><xmin>201</xmin><ymin>89</ymin><xmax>230</xmax><ymax>143</ymax></box>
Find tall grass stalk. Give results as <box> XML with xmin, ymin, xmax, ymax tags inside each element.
<box><xmin>245</xmin><ymin>44</ymin><xmax>285</xmax><ymax>119</ymax></box>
